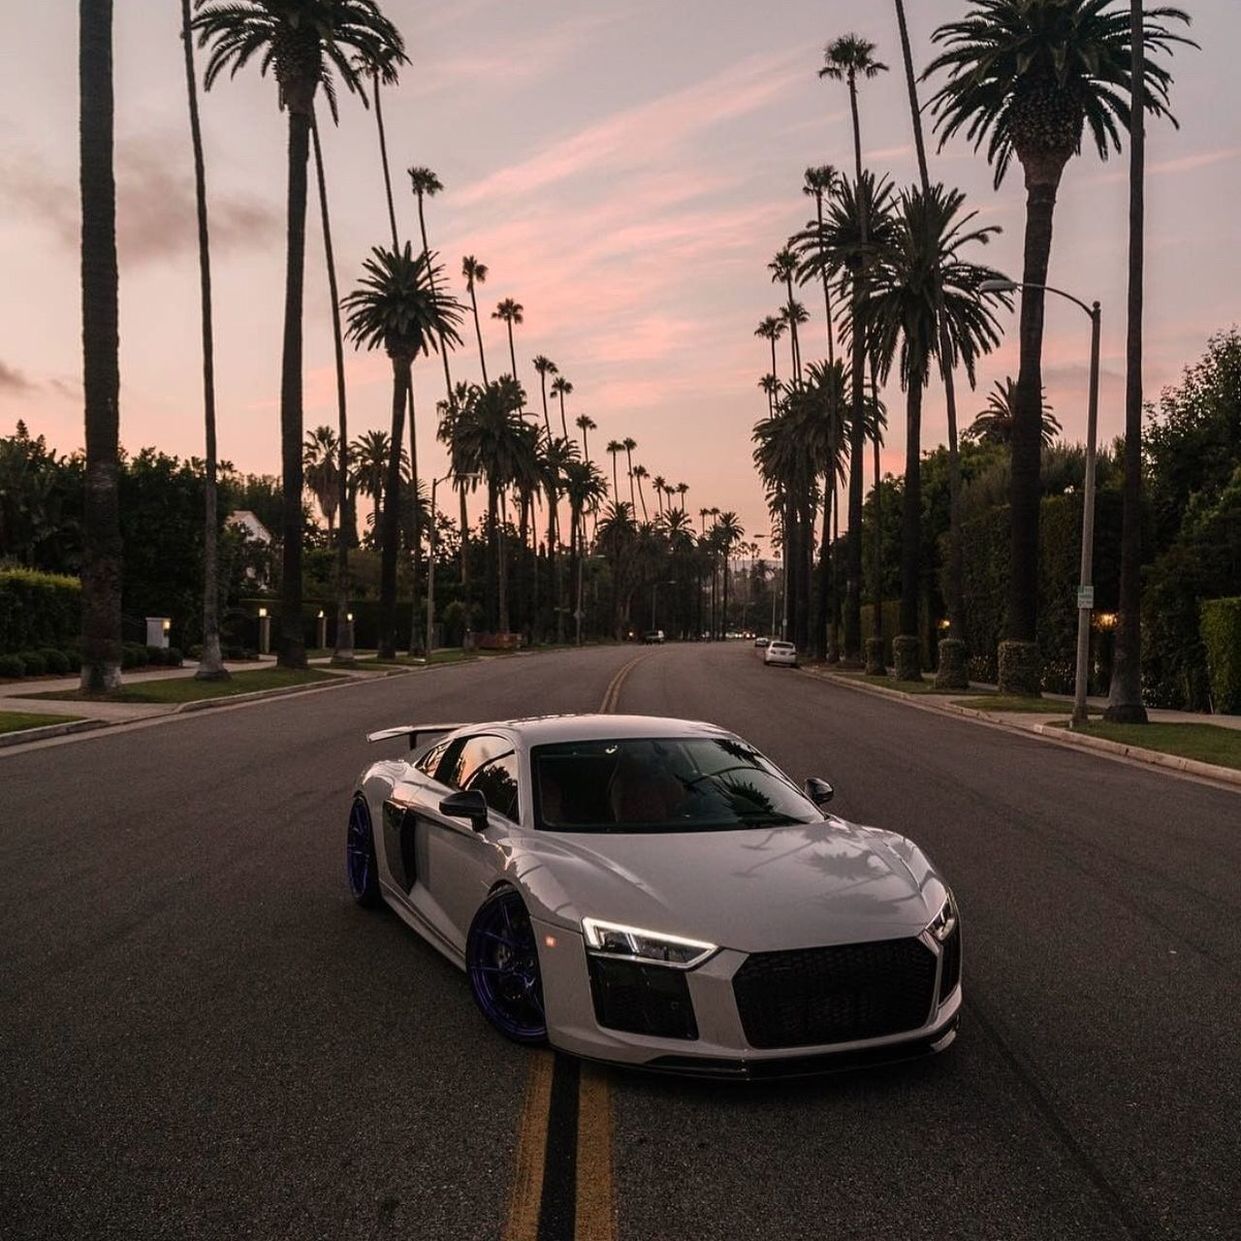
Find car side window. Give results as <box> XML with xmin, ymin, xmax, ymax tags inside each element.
<box><xmin>438</xmin><ymin>734</ymin><xmax>511</xmax><ymax>790</ymax></box>
<box><xmin>414</xmin><ymin>738</ymin><xmax>451</xmax><ymax>777</ymax></box>
<box><xmin>465</xmin><ymin>753</ymin><xmax>520</xmax><ymax>823</ymax></box>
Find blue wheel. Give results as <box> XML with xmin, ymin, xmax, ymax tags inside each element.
<box><xmin>467</xmin><ymin>888</ymin><xmax>547</xmax><ymax>1044</ymax></box>
<box><xmin>346</xmin><ymin>797</ymin><xmax>382</xmax><ymax>908</ymax></box>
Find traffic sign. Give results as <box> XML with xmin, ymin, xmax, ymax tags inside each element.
<box><xmin>1077</xmin><ymin>585</ymin><xmax>1095</xmax><ymax>610</ymax></box>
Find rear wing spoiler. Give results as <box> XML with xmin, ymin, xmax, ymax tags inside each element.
<box><xmin>366</xmin><ymin>723</ymin><xmax>466</xmax><ymax>751</ymax></box>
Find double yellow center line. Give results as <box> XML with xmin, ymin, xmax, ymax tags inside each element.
<box><xmin>503</xmin><ymin>653</ymin><xmax>646</xmax><ymax>1240</ymax></box>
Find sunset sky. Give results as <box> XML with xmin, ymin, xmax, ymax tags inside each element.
<box><xmin>2</xmin><ymin>0</ymin><xmax>1238</xmax><ymax>542</ymax></box>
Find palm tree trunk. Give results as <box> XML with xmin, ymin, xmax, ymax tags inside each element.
<box><xmin>813</xmin><ymin>438</ymin><xmax>835</xmax><ymax>662</ymax></box>
<box><xmin>539</xmin><ymin>374</ymin><xmax>551</xmax><ymax>437</ymax></box>
<box><xmin>1010</xmin><ymin>156</ymin><xmax>1067</xmax><ymax>654</ymax></box>
<box><xmin>497</xmin><ymin>487</ymin><xmax>509</xmax><ymax>634</ymax></box>
<box><xmin>309</xmin><ymin>114</ymin><xmax>353</xmax><ymax>665</ymax></box>
<box><xmin>415</xmin><ymin>198</ymin><xmax>454</xmax><ymax>413</ymax></box>
<box><xmin>1106</xmin><ymin>1</ymin><xmax>1149</xmax><ymax>724</ymax></box>
<box><xmin>769</xmin><ymin>338</ymin><xmax>779</xmax><ymax>391</ymax></box>
<box><xmin>470</xmin><ymin>285</ymin><xmax>488</xmax><ymax>383</ymax></box>
<box><xmin>506</xmin><ymin>321</ymin><xmax>518</xmax><ymax>387</ymax></box>
<box><xmin>181</xmin><ymin>0</ymin><xmax>227</xmax><ymax>682</ymax></box>
<box><xmin>407</xmin><ymin>381</ymin><xmax>422</xmax><ymax>655</ymax></box>
<box><xmin>275</xmin><ymin>104</ymin><xmax>312</xmax><ymax>670</ymax></box>
<box><xmin>899</xmin><ymin>380</ymin><xmax>924</xmax><ymax>648</ymax></box>
<box><xmin>458</xmin><ymin>483</ymin><xmax>470</xmax><ymax>588</ymax></box>
<box><xmin>871</xmin><ymin>364</ymin><xmax>884</xmax><ymax>644</ymax></box>
<box><xmin>817</xmin><ymin>195</ymin><xmax>835</xmax><ymax>366</ymax></box>
<box><xmin>379</xmin><ymin>357</ymin><xmax>408</xmax><ymax>659</ymax></box>
<box><xmin>372</xmin><ymin>67</ymin><xmax>399</xmax><ymax>250</ymax></box>
<box><xmin>79</xmin><ymin>0</ymin><xmax>123</xmax><ymax>692</ymax></box>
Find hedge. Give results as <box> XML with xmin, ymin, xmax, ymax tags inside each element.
<box><xmin>1201</xmin><ymin>598</ymin><xmax>1241</xmax><ymax>715</ymax></box>
<box><xmin>0</xmin><ymin>568</ymin><xmax>81</xmax><ymax>655</ymax></box>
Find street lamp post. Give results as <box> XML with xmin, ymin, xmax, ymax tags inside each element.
<box><xmin>426</xmin><ymin>471</ymin><xmax>480</xmax><ymax>663</ymax></box>
<box><xmin>980</xmin><ymin>279</ymin><xmax>1101</xmax><ymax>727</ymax></box>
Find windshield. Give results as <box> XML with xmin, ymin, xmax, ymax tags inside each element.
<box><xmin>532</xmin><ymin>736</ymin><xmax>822</xmax><ymax>834</ymax></box>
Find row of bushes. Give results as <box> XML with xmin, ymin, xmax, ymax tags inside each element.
<box><xmin>0</xmin><ymin>643</ymin><xmax>184</xmax><ymax>679</ymax></box>
<box><xmin>1201</xmin><ymin>598</ymin><xmax>1241</xmax><ymax>715</ymax></box>
<box><xmin>0</xmin><ymin>567</ymin><xmax>81</xmax><ymax>655</ymax></box>
<box><xmin>121</xmin><ymin>643</ymin><xmax>184</xmax><ymax>670</ymax></box>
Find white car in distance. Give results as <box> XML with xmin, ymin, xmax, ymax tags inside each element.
<box><xmin>764</xmin><ymin>641</ymin><xmax>798</xmax><ymax>667</ymax></box>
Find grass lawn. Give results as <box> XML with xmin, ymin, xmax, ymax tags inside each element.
<box><xmin>1051</xmin><ymin>721</ymin><xmax>1241</xmax><ymax>772</ymax></box>
<box><xmin>951</xmin><ymin>695</ymin><xmax>1103</xmax><ymax>715</ymax></box>
<box><xmin>0</xmin><ymin>711</ymin><xmax>83</xmax><ymax>735</ymax></box>
<box><xmin>26</xmin><ymin>667</ymin><xmax>339</xmax><ymax>705</ymax></box>
<box><xmin>831</xmin><ymin>670</ymin><xmax>981</xmax><ymax>697</ymax></box>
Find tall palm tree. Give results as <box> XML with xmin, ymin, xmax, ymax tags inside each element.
<box><xmin>79</xmin><ymin>0</ymin><xmax>123</xmax><ymax>691</ymax></box>
<box><xmin>820</xmin><ymin>32</ymin><xmax>889</xmax><ymax>663</ymax></box>
<box><xmin>461</xmin><ymin>255</ymin><xmax>489</xmax><ymax>383</ymax></box>
<box><xmin>343</xmin><ymin>244</ymin><xmax>462</xmax><ymax>657</ymax></box>
<box><xmin>676</xmin><ymin>482</ymin><xmax>689</xmax><ymax>512</ymax></box>
<box><xmin>652</xmin><ymin>474</ymin><xmax>668</xmax><ymax>516</ymax></box>
<box><xmin>801</xmin><ymin>165</ymin><xmax>838</xmax><ymax>367</ymax></box>
<box><xmin>927</xmin><ymin>0</ymin><xmax>1192</xmax><ymax>690</ymax></box>
<box><xmin>965</xmin><ymin>379</ymin><xmax>1059</xmax><ymax>445</ymax></box>
<box><xmin>492</xmin><ymin>298</ymin><xmax>524</xmax><ymax>386</ymax></box>
<box><xmin>803</xmin><ymin>360</ymin><xmax>848</xmax><ymax>662</ymax></box>
<box><xmin>408</xmin><ymin>167</ymin><xmax>454</xmax><ymax>407</ymax></box>
<box><xmin>715</xmin><ymin>511</ymin><xmax>745</xmax><ymax>637</ymax></box>
<box><xmin>575</xmin><ymin>412</ymin><xmax>595</xmax><ymax>463</ymax></box>
<box><xmin>541</xmin><ymin>432</ymin><xmax>578</xmax><ymax>642</ymax></box>
<box><xmin>863</xmin><ymin>184</ymin><xmax>1010</xmax><ymax>679</ymax></box>
<box><xmin>622</xmin><ymin>437</ymin><xmax>638</xmax><ymax>510</ymax></box>
<box><xmin>754</xmin><ymin>315</ymin><xmax>786</xmax><ymax>391</ymax></box>
<box><xmin>194</xmin><ymin>0</ymin><xmax>405</xmax><ymax>669</ymax></box>
<box><xmin>310</xmin><ymin>111</ymin><xmax>354</xmax><ymax>662</ymax></box>
<box><xmin>180</xmin><ymin>0</ymin><xmax>227</xmax><ymax>681</ymax></box>
<box><xmin>351</xmin><ymin>428</ymin><xmax>393</xmax><ymax>542</ymax></box>
<box><xmin>562</xmin><ymin>458</ymin><xmax>608</xmax><ymax>644</ymax></box>
<box><xmin>758</xmin><ymin>372</ymin><xmax>779</xmax><ymax>416</ymax></box>
<box><xmin>550</xmin><ymin>375</ymin><xmax>573</xmax><ymax>439</ymax></box>
<box><xmin>532</xmin><ymin>355</ymin><xmax>558</xmax><ymax>437</ymax></box>
<box><xmin>632</xmin><ymin>465</ymin><xmax>650</xmax><ymax>521</ymax></box>
<box><xmin>303</xmin><ymin>425</ymin><xmax>340</xmax><ymax>535</ymax></box>
<box><xmin>769</xmin><ymin>248</ymin><xmax>804</xmax><ymax>382</ymax></box>
<box><xmin>606</xmin><ymin>440</ymin><xmax>623</xmax><ymax>500</ymax></box>
<box><xmin>354</xmin><ymin>45</ymin><xmax>402</xmax><ymax>248</ymax></box>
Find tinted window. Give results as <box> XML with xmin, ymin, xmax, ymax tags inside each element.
<box><xmin>437</xmin><ymin>734</ymin><xmax>511</xmax><ymax>789</ymax></box>
<box><xmin>414</xmin><ymin>738</ymin><xmax>451</xmax><ymax>777</ymax></box>
<box><xmin>465</xmin><ymin>753</ymin><xmax>520</xmax><ymax>823</ymax></box>
<box><xmin>532</xmin><ymin>737</ymin><xmax>821</xmax><ymax>834</ymax></box>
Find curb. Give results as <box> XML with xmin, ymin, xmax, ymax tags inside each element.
<box><xmin>802</xmin><ymin>667</ymin><xmax>1241</xmax><ymax>792</ymax></box>
<box><xmin>172</xmin><ymin>667</ymin><xmax>410</xmax><ymax>714</ymax></box>
<box><xmin>0</xmin><ymin>718</ymin><xmax>109</xmax><ymax>748</ymax></box>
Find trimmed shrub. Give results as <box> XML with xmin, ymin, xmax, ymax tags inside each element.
<box><xmin>0</xmin><ymin>653</ymin><xmax>26</xmax><ymax>678</ymax></box>
<box><xmin>121</xmin><ymin>643</ymin><xmax>150</xmax><ymax>669</ymax></box>
<box><xmin>1201</xmin><ymin>597</ymin><xmax>1241</xmax><ymax>715</ymax></box>
<box><xmin>998</xmin><ymin>640</ymin><xmax>1041</xmax><ymax>696</ymax></box>
<box><xmin>167</xmin><ymin>647</ymin><xmax>184</xmax><ymax>666</ymax></box>
<box><xmin>934</xmin><ymin>639</ymin><xmax>969</xmax><ymax>690</ymax></box>
<box><xmin>864</xmin><ymin>637</ymin><xmax>885</xmax><ymax>676</ymax></box>
<box><xmin>0</xmin><ymin>568</ymin><xmax>81</xmax><ymax>655</ymax></box>
<box><xmin>17</xmin><ymin>650</ymin><xmax>47</xmax><ymax>676</ymax></box>
<box><xmin>39</xmin><ymin>648</ymin><xmax>71</xmax><ymax>676</ymax></box>
<box><xmin>893</xmin><ymin>635</ymin><xmax>921</xmax><ymax>682</ymax></box>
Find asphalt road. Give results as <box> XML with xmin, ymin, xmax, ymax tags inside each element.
<box><xmin>2</xmin><ymin>643</ymin><xmax>1238</xmax><ymax>1240</ymax></box>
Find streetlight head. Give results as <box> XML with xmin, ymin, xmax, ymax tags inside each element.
<box><xmin>979</xmin><ymin>279</ymin><xmax>1019</xmax><ymax>294</ymax></box>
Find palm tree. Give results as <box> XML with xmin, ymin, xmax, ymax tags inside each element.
<box><xmin>194</xmin><ymin>0</ymin><xmax>404</xmax><ymax>669</ymax></box>
<box><xmin>606</xmin><ymin>440</ymin><xmax>623</xmax><ymax>500</ymax></box>
<box><xmin>310</xmin><ymin>111</ymin><xmax>354</xmax><ymax>662</ymax></box>
<box><xmin>180</xmin><ymin>0</ymin><xmax>227</xmax><ymax>681</ymax></box>
<box><xmin>562</xmin><ymin>458</ymin><xmax>608</xmax><ymax>643</ymax></box>
<box><xmin>541</xmin><ymin>433</ymin><xmax>578</xmax><ymax>641</ymax></box>
<box><xmin>632</xmin><ymin>465</ymin><xmax>651</xmax><ymax>521</ymax></box>
<box><xmin>715</xmin><ymin>511</ymin><xmax>745</xmax><ymax>637</ymax></box>
<box><xmin>801</xmin><ymin>165</ymin><xmax>838</xmax><ymax>367</ymax></box>
<box><xmin>758</xmin><ymin>373</ymin><xmax>779</xmax><ymax>416</ymax></box>
<box><xmin>966</xmin><ymin>379</ymin><xmax>1059</xmax><ymax>446</ymax></box>
<box><xmin>303</xmin><ymin>425</ymin><xmax>340</xmax><ymax>535</ymax></box>
<box><xmin>575</xmin><ymin>412</ymin><xmax>595</xmax><ymax>463</ymax></box>
<box><xmin>461</xmin><ymin>256</ymin><xmax>489</xmax><ymax>383</ymax></box>
<box><xmin>492</xmin><ymin>298</ymin><xmax>524</xmax><ymax>387</ymax></box>
<box><xmin>532</xmin><ymin>355</ymin><xmax>558</xmax><ymax>437</ymax></box>
<box><xmin>551</xmin><ymin>376</ymin><xmax>574</xmax><ymax>439</ymax></box>
<box><xmin>79</xmin><ymin>0</ymin><xmax>123</xmax><ymax>691</ymax></box>
<box><xmin>819</xmin><ymin>33</ymin><xmax>889</xmax><ymax>662</ymax></box>
<box><xmin>926</xmin><ymin>0</ymin><xmax>1192</xmax><ymax>691</ymax></box>
<box><xmin>802</xmin><ymin>360</ymin><xmax>848</xmax><ymax>661</ymax></box>
<box><xmin>676</xmin><ymin>482</ymin><xmax>689</xmax><ymax>512</ymax></box>
<box><xmin>343</xmin><ymin>244</ymin><xmax>463</xmax><ymax>657</ymax></box>
<box><xmin>863</xmin><ymin>184</ymin><xmax>1010</xmax><ymax>680</ymax></box>
<box><xmin>408</xmin><ymin>167</ymin><xmax>454</xmax><ymax>408</ymax></box>
<box><xmin>754</xmin><ymin>315</ymin><xmax>786</xmax><ymax>391</ymax></box>
<box><xmin>652</xmin><ymin>474</ymin><xmax>668</xmax><ymax>516</ymax></box>
<box><xmin>354</xmin><ymin>45</ymin><xmax>403</xmax><ymax>248</ymax></box>
<box><xmin>351</xmin><ymin>428</ymin><xmax>392</xmax><ymax>541</ymax></box>
<box><xmin>769</xmin><ymin>248</ymin><xmax>804</xmax><ymax>382</ymax></box>
<box><xmin>621</xmin><ymin>437</ymin><xmax>639</xmax><ymax>510</ymax></box>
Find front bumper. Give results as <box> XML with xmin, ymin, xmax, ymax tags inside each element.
<box><xmin>533</xmin><ymin>919</ymin><xmax>962</xmax><ymax>1076</ymax></box>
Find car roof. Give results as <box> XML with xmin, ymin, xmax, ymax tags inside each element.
<box><xmin>440</xmin><ymin>713</ymin><xmax>733</xmax><ymax>747</ymax></box>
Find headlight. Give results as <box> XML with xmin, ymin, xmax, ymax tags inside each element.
<box><xmin>926</xmin><ymin>891</ymin><xmax>959</xmax><ymax>942</ymax></box>
<box><xmin>580</xmin><ymin>917</ymin><xmax>716</xmax><ymax>969</ymax></box>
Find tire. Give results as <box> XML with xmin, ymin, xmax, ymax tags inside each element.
<box><xmin>466</xmin><ymin>888</ymin><xmax>548</xmax><ymax>1045</ymax></box>
<box><xmin>346</xmin><ymin>796</ymin><xmax>383</xmax><ymax>908</ymax></box>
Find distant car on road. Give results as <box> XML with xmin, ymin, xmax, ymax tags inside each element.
<box><xmin>764</xmin><ymin>640</ymin><xmax>798</xmax><ymax>667</ymax></box>
<box><xmin>643</xmin><ymin>629</ymin><xmax>665</xmax><ymax>644</ymax></box>
<box><xmin>348</xmin><ymin>715</ymin><xmax>961</xmax><ymax>1076</ymax></box>
<box><xmin>754</xmin><ymin>636</ymin><xmax>769</xmax><ymax>648</ymax></box>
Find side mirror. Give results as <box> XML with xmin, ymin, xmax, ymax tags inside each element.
<box><xmin>804</xmin><ymin>777</ymin><xmax>834</xmax><ymax>808</ymax></box>
<box><xmin>439</xmin><ymin>789</ymin><xmax>490</xmax><ymax>832</ymax></box>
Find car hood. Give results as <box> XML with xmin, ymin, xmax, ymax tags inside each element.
<box><xmin>512</xmin><ymin>817</ymin><xmax>945</xmax><ymax>953</ymax></box>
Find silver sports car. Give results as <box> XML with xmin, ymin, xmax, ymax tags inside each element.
<box><xmin>348</xmin><ymin>714</ymin><xmax>961</xmax><ymax>1077</ymax></box>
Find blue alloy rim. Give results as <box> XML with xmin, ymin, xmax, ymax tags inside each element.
<box><xmin>346</xmin><ymin>799</ymin><xmax>372</xmax><ymax>897</ymax></box>
<box><xmin>469</xmin><ymin>892</ymin><xmax>546</xmax><ymax>1040</ymax></box>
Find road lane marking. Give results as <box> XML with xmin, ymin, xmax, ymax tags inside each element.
<box><xmin>574</xmin><ymin>1064</ymin><xmax>616</xmax><ymax>1241</ymax></box>
<box><xmin>504</xmin><ymin>1050</ymin><xmax>555</xmax><ymax>1241</ymax></box>
<box><xmin>599</xmin><ymin>654</ymin><xmax>645</xmax><ymax>714</ymax></box>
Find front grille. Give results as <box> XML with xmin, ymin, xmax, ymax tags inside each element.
<box><xmin>733</xmin><ymin>937</ymin><xmax>937</xmax><ymax>1049</ymax></box>
<box><xmin>938</xmin><ymin>924</ymin><xmax>962</xmax><ymax>1001</ymax></box>
<box><xmin>587</xmin><ymin>957</ymin><xmax>698</xmax><ymax>1040</ymax></box>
